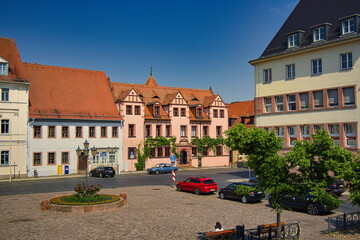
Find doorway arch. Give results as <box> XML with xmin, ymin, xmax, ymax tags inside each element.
<box><xmin>180</xmin><ymin>150</ymin><xmax>187</xmax><ymax>165</ymax></box>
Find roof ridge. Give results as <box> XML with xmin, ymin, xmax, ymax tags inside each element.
<box><xmin>23</xmin><ymin>62</ymin><xmax>105</xmax><ymax>74</ymax></box>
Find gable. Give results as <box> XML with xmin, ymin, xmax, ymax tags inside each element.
<box><xmin>210</xmin><ymin>95</ymin><xmax>225</xmax><ymax>107</ymax></box>
<box><xmin>171</xmin><ymin>92</ymin><xmax>187</xmax><ymax>105</ymax></box>
<box><xmin>124</xmin><ymin>88</ymin><xmax>142</xmax><ymax>103</ymax></box>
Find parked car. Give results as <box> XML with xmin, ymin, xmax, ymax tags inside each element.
<box><xmin>176</xmin><ymin>177</ymin><xmax>217</xmax><ymax>195</ymax></box>
<box><xmin>218</xmin><ymin>182</ymin><xmax>264</xmax><ymax>203</ymax></box>
<box><xmin>268</xmin><ymin>190</ymin><xmax>336</xmax><ymax>215</ymax></box>
<box><xmin>89</xmin><ymin>166</ymin><xmax>115</xmax><ymax>178</ymax></box>
<box><xmin>249</xmin><ymin>177</ymin><xmax>260</xmax><ymax>184</ymax></box>
<box><xmin>147</xmin><ymin>163</ymin><xmax>178</xmax><ymax>174</ymax></box>
<box><xmin>326</xmin><ymin>178</ymin><xmax>345</xmax><ymax>197</ymax></box>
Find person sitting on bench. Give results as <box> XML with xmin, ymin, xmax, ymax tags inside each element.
<box><xmin>215</xmin><ymin>222</ymin><xmax>224</xmax><ymax>232</ymax></box>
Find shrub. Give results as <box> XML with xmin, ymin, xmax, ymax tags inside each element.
<box><xmin>74</xmin><ymin>183</ymin><xmax>102</xmax><ymax>198</ymax></box>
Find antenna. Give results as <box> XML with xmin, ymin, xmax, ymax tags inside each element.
<box><xmin>150</xmin><ymin>62</ymin><xmax>152</xmax><ymax>76</ymax></box>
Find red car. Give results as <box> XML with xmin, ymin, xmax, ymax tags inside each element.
<box><xmin>176</xmin><ymin>177</ymin><xmax>217</xmax><ymax>195</ymax></box>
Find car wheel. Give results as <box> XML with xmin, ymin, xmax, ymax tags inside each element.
<box><xmin>307</xmin><ymin>203</ymin><xmax>319</xmax><ymax>215</ymax></box>
<box><xmin>111</xmin><ymin>174</ymin><xmax>114</xmax><ymax>177</ymax></box>
<box><xmin>241</xmin><ymin>196</ymin><xmax>248</xmax><ymax>203</ymax></box>
<box><xmin>220</xmin><ymin>193</ymin><xmax>226</xmax><ymax>199</ymax></box>
<box><xmin>99</xmin><ymin>173</ymin><xmax>103</xmax><ymax>178</ymax></box>
<box><xmin>155</xmin><ymin>170</ymin><xmax>160</xmax><ymax>175</ymax></box>
<box><xmin>89</xmin><ymin>172</ymin><xmax>92</xmax><ymax>177</ymax></box>
<box><xmin>176</xmin><ymin>185</ymin><xmax>182</xmax><ymax>191</ymax></box>
<box><xmin>194</xmin><ymin>188</ymin><xmax>200</xmax><ymax>195</ymax></box>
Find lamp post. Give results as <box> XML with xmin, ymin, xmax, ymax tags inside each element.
<box><xmin>76</xmin><ymin>140</ymin><xmax>97</xmax><ymax>186</ymax></box>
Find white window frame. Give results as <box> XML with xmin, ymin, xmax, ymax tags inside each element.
<box><xmin>0</xmin><ymin>63</ymin><xmax>9</xmax><ymax>76</ymax></box>
<box><xmin>344</xmin><ymin>123</ymin><xmax>356</xmax><ymax>147</ymax></box>
<box><xmin>311</xmin><ymin>59</ymin><xmax>322</xmax><ymax>75</ymax></box>
<box><xmin>1</xmin><ymin>151</ymin><xmax>9</xmax><ymax>165</ymax></box>
<box><xmin>288</xmin><ymin>95</ymin><xmax>296</xmax><ymax>111</ymax></box>
<box><xmin>109</xmin><ymin>152</ymin><xmax>116</xmax><ymax>163</ymax></box>
<box><xmin>341</xmin><ymin>53</ymin><xmax>353</xmax><ymax>70</ymax></box>
<box><xmin>288</xmin><ymin>126</ymin><xmax>297</xmax><ymax>146</ymax></box>
<box><xmin>275</xmin><ymin>96</ymin><xmax>283</xmax><ymax>112</ymax></box>
<box><xmin>342</xmin><ymin>18</ymin><xmax>355</xmax><ymax>34</ymax></box>
<box><xmin>191</xmin><ymin>126</ymin><xmax>197</xmax><ymax>137</ymax></box>
<box><xmin>313</xmin><ymin>26</ymin><xmax>325</xmax><ymax>42</ymax></box>
<box><xmin>1</xmin><ymin>119</ymin><xmax>9</xmax><ymax>134</ymax></box>
<box><xmin>1</xmin><ymin>88</ymin><xmax>9</xmax><ymax>102</ymax></box>
<box><xmin>263</xmin><ymin>69</ymin><xmax>272</xmax><ymax>83</ymax></box>
<box><xmin>181</xmin><ymin>126</ymin><xmax>186</xmax><ymax>137</ymax></box>
<box><xmin>329</xmin><ymin>124</ymin><xmax>340</xmax><ymax>146</ymax></box>
<box><xmin>288</xmin><ymin>34</ymin><xmax>298</xmax><ymax>48</ymax></box>
<box><xmin>286</xmin><ymin>64</ymin><xmax>295</xmax><ymax>79</ymax></box>
<box><xmin>301</xmin><ymin>125</ymin><xmax>311</xmax><ymax>140</ymax></box>
<box><xmin>264</xmin><ymin>97</ymin><xmax>272</xmax><ymax>113</ymax></box>
<box><xmin>276</xmin><ymin>127</ymin><xmax>284</xmax><ymax>146</ymax></box>
<box><xmin>300</xmin><ymin>93</ymin><xmax>309</xmax><ymax>110</ymax></box>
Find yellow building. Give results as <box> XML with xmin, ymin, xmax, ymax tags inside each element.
<box><xmin>250</xmin><ymin>0</ymin><xmax>360</xmax><ymax>153</ymax></box>
<box><xmin>0</xmin><ymin>38</ymin><xmax>29</xmax><ymax>179</ymax></box>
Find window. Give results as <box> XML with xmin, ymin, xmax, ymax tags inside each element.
<box><xmin>343</xmin><ymin>87</ymin><xmax>355</xmax><ymax>106</ymax></box>
<box><xmin>276</xmin><ymin>127</ymin><xmax>284</xmax><ymax>146</ymax></box>
<box><xmin>181</xmin><ymin>108</ymin><xmax>186</xmax><ymax>117</ymax></box>
<box><xmin>314</xmin><ymin>125</ymin><xmax>324</xmax><ymax>132</ymax></box>
<box><xmin>311</xmin><ymin>59</ymin><xmax>322</xmax><ymax>75</ymax></box>
<box><xmin>288</xmin><ymin>33</ymin><xmax>298</xmax><ymax>48</ymax></box>
<box><xmin>0</xmin><ymin>63</ymin><xmax>9</xmax><ymax>76</ymax></box>
<box><xmin>1</xmin><ymin>119</ymin><xmax>9</xmax><ymax>134</ymax></box>
<box><xmin>192</xmin><ymin>147</ymin><xmax>197</xmax><ymax>157</ymax></box>
<box><xmin>287</xmin><ymin>95</ymin><xmax>296</xmax><ymax>111</ymax></box>
<box><xmin>313</xmin><ymin>26</ymin><xmax>325</xmax><ymax>42</ymax></box>
<box><xmin>111</xmin><ymin>127</ymin><xmax>118</xmax><ymax>138</ymax></box>
<box><xmin>1</xmin><ymin>88</ymin><xmax>9</xmax><ymax>101</ymax></box>
<box><xmin>263</xmin><ymin>69</ymin><xmax>272</xmax><ymax>83</ymax></box>
<box><xmin>1</xmin><ymin>151</ymin><xmax>9</xmax><ymax>165</ymax></box>
<box><xmin>126</xmin><ymin>105</ymin><xmax>132</xmax><ymax>115</ymax></box>
<box><xmin>146</xmin><ymin>125</ymin><xmax>151</xmax><ymax>137</ymax></box>
<box><xmin>220</xmin><ymin>110</ymin><xmax>224</xmax><ymax>118</ymax></box>
<box><xmin>276</xmin><ymin>96</ymin><xmax>283</xmax><ymax>112</ymax></box>
<box><xmin>216</xmin><ymin>146</ymin><xmax>222</xmax><ymax>156</ymax></box>
<box><xmin>216</xmin><ymin>126</ymin><xmax>222</xmax><ymax>137</ymax></box>
<box><xmin>264</xmin><ymin>98</ymin><xmax>272</xmax><ymax>113</ymax></box>
<box><xmin>165</xmin><ymin>147</ymin><xmax>170</xmax><ymax>157</ymax></box>
<box><xmin>34</xmin><ymin>126</ymin><xmax>42</xmax><ymax>138</ymax></box>
<box><xmin>134</xmin><ymin>106</ymin><xmax>140</xmax><ymax>115</ymax></box>
<box><xmin>329</xmin><ymin>124</ymin><xmax>340</xmax><ymax>146</ymax></box>
<box><xmin>100</xmin><ymin>127</ymin><xmax>107</xmax><ymax>137</ymax></box>
<box><xmin>62</xmin><ymin>126</ymin><xmax>69</xmax><ymax>138</ymax></box>
<box><xmin>342</xmin><ymin>18</ymin><xmax>355</xmax><ymax>34</ymax></box>
<box><xmin>341</xmin><ymin>53</ymin><xmax>352</xmax><ymax>70</ymax></box>
<box><xmin>288</xmin><ymin>126</ymin><xmax>297</xmax><ymax>146</ymax></box>
<box><xmin>48</xmin><ymin>152</ymin><xmax>56</xmax><ymax>165</ymax></box>
<box><xmin>300</xmin><ymin>93</ymin><xmax>309</xmax><ymax>110</ymax></box>
<box><xmin>191</xmin><ymin>126</ymin><xmax>197</xmax><ymax>137</ymax></box>
<box><xmin>48</xmin><ymin>126</ymin><xmax>55</xmax><ymax>138</ymax></box>
<box><xmin>213</xmin><ymin>109</ymin><xmax>218</xmax><ymax>118</ymax></box>
<box><xmin>344</xmin><ymin>123</ymin><xmax>356</xmax><ymax>147</ymax></box>
<box><xmin>181</xmin><ymin>126</ymin><xmax>186</xmax><ymax>137</ymax></box>
<box><xmin>328</xmin><ymin>89</ymin><xmax>338</xmax><ymax>107</ymax></box>
<box><xmin>128</xmin><ymin>148</ymin><xmax>136</xmax><ymax>159</ymax></box>
<box><xmin>129</xmin><ymin>124</ymin><xmax>135</xmax><ymax>137</ymax></box>
<box><xmin>166</xmin><ymin>125</ymin><xmax>171</xmax><ymax>137</ymax></box>
<box><xmin>156</xmin><ymin>125</ymin><xmax>161</xmax><ymax>137</ymax></box>
<box><xmin>173</xmin><ymin>108</ymin><xmax>179</xmax><ymax>116</ymax></box>
<box><xmin>150</xmin><ymin>148</ymin><xmax>155</xmax><ymax>158</ymax></box>
<box><xmin>203</xmin><ymin>126</ymin><xmax>208</xmax><ymax>136</ymax></box>
<box><xmin>76</xmin><ymin>126</ymin><xmax>82</xmax><ymax>138</ymax></box>
<box><xmin>197</xmin><ymin>108</ymin><xmax>202</xmax><ymax>118</ymax></box>
<box><xmin>313</xmin><ymin>91</ymin><xmax>323</xmax><ymax>108</ymax></box>
<box><xmin>154</xmin><ymin>106</ymin><xmax>160</xmax><ymax>116</ymax></box>
<box><xmin>157</xmin><ymin>148</ymin><xmax>163</xmax><ymax>157</ymax></box>
<box><xmin>33</xmin><ymin>153</ymin><xmax>41</xmax><ymax>165</ymax></box>
<box><xmin>301</xmin><ymin>125</ymin><xmax>310</xmax><ymax>140</ymax></box>
<box><xmin>61</xmin><ymin>152</ymin><xmax>69</xmax><ymax>164</ymax></box>
<box><xmin>264</xmin><ymin>127</ymin><xmax>272</xmax><ymax>132</ymax></box>
<box><xmin>203</xmin><ymin>147</ymin><xmax>208</xmax><ymax>156</ymax></box>
<box><xmin>89</xmin><ymin>126</ymin><xmax>96</xmax><ymax>138</ymax></box>
<box><xmin>109</xmin><ymin>152</ymin><xmax>115</xmax><ymax>163</ymax></box>
<box><xmin>92</xmin><ymin>153</ymin><xmax>100</xmax><ymax>164</ymax></box>
<box><xmin>286</xmin><ymin>64</ymin><xmax>295</xmax><ymax>79</ymax></box>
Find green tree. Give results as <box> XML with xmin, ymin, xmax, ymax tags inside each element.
<box><xmin>340</xmin><ymin>153</ymin><xmax>360</xmax><ymax>206</ymax></box>
<box><xmin>191</xmin><ymin>136</ymin><xmax>224</xmax><ymax>167</ymax></box>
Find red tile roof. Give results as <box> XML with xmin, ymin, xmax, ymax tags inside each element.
<box><xmin>228</xmin><ymin>100</ymin><xmax>254</xmax><ymax>127</ymax></box>
<box><xmin>24</xmin><ymin>63</ymin><xmax>123</xmax><ymax>121</ymax></box>
<box><xmin>0</xmin><ymin>37</ymin><xmax>28</xmax><ymax>83</ymax></box>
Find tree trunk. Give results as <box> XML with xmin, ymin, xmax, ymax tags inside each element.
<box><xmin>276</xmin><ymin>209</ymin><xmax>281</xmax><ymax>239</ymax></box>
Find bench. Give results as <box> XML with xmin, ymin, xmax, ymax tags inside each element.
<box><xmin>250</xmin><ymin>222</ymin><xmax>285</xmax><ymax>239</ymax></box>
<box><xmin>200</xmin><ymin>229</ymin><xmax>236</xmax><ymax>240</ymax></box>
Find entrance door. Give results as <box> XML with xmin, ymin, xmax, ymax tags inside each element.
<box><xmin>180</xmin><ymin>150</ymin><xmax>187</xmax><ymax>165</ymax></box>
<box><xmin>78</xmin><ymin>155</ymin><xmax>88</xmax><ymax>173</ymax></box>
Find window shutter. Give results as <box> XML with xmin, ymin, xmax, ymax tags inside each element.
<box><xmin>328</xmin><ymin>89</ymin><xmax>338</xmax><ymax>105</ymax></box>
<box><xmin>313</xmin><ymin>91</ymin><xmax>323</xmax><ymax>107</ymax></box>
<box><xmin>300</xmin><ymin>93</ymin><xmax>309</xmax><ymax>108</ymax></box>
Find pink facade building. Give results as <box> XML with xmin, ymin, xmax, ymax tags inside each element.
<box><xmin>110</xmin><ymin>75</ymin><xmax>229</xmax><ymax>171</ymax></box>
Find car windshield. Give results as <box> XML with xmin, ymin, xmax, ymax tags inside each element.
<box><xmin>203</xmin><ymin>179</ymin><xmax>215</xmax><ymax>184</ymax></box>
<box><xmin>104</xmin><ymin>167</ymin><xmax>113</xmax><ymax>170</ymax></box>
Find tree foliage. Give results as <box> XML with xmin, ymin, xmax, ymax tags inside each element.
<box><xmin>191</xmin><ymin>136</ymin><xmax>225</xmax><ymax>167</ymax></box>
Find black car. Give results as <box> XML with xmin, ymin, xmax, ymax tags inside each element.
<box><xmin>326</xmin><ymin>178</ymin><xmax>345</xmax><ymax>196</ymax></box>
<box><xmin>218</xmin><ymin>182</ymin><xmax>264</xmax><ymax>203</ymax></box>
<box><xmin>89</xmin><ymin>166</ymin><xmax>115</xmax><ymax>178</ymax></box>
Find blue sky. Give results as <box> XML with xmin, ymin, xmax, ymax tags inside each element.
<box><xmin>1</xmin><ymin>0</ymin><xmax>299</xmax><ymax>103</ymax></box>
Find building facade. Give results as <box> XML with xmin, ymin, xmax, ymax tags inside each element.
<box><xmin>111</xmin><ymin>75</ymin><xmax>229</xmax><ymax>170</ymax></box>
<box><xmin>250</xmin><ymin>0</ymin><xmax>360</xmax><ymax>153</ymax></box>
<box><xmin>24</xmin><ymin>63</ymin><xmax>123</xmax><ymax>177</ymax></box>
<box><xmin>0</xmin><ymin>38</ymin><xmax>29</xmax><ymax>180</ymax></box>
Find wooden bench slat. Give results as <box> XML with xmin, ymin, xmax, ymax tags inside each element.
<box><xmin>204</xmin><ymin>229</ymin><xmax>235</xmax><ymax>236</ymax></box>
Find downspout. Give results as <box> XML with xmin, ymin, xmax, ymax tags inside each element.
<box><xmin>27</xmin><ymin>118</ymin><xmax>35</xmax><ymax>177</ymax></box>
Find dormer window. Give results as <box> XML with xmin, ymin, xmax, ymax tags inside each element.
<box><xmin>154</xmin><ymin>106</ymin><xmax>160</xmax><ymax>116</ymax></box>
<box><xmin>313</xmin><ymin>26</ymin><xmax>325</xmax><ymax>42</ymax></box>
<box><xmin>196</xmin><ymin>108</ymin><xmax>202</xmax><ymax>118</ymax></box>
<box><xmin>342</xmin><ymin>18</ymin><xmax>355</xmax><ymax>34</ymax></box>
<box><xmin>0</xmin><ymin>58</ymin><xmax>9</xmax><ymax>76</ymax></box>
<box><xmin>287</xmin><ymin>34</ymin><xmax>299</xmax><ymax>48</ymax></box>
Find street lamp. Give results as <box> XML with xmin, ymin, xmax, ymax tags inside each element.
<box><xmin>76</xmin><ymin>139</ymin><xmax>97</xmax><ymax>186</ymax></box>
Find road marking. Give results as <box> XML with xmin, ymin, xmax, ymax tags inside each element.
<box><xmin>227</xmin><ymin>179</ymin><xmax>248</xmax><ymax>182</ymax></box>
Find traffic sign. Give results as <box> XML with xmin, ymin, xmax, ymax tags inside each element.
<box><xmin>170</xmin><ymin>154</ymin><xmax>176</xmax><ymax>163</ymax></box>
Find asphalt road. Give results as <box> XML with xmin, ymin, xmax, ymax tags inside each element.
<box><xmin>0</xmin><ymin>167</ymin><xmax>359</xmax><ymax>213</ymax></box>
